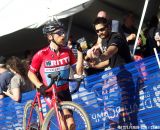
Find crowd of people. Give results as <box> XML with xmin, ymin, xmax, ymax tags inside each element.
<box><xmin>0</xmin><ymin>55</ymin><xmax>33</xmax><ymax>101</ymax></box>
<box><xmin>73</xmin><ymin>11</ymin><xmax>160</xmax><ymax>77</ymax></box>
<box><xmin>0</xmin><ymin>9</ymin><xmax>160</xmax><ymax>129</ymax></box>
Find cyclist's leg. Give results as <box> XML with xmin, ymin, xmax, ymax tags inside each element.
<box><xmin>57</xmin><ymin>89</ymin><xmax>75</xmax><ymax>130</ymax></box>
<box><xmin>61</xmin><ymin>108</ymin><xmax>75</xmax><ymax>130</ymax></box>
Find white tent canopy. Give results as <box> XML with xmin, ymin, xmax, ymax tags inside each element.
<box><xmin>0</xmin><ymin>0</ymin><xmax>93</xmax><ymax>37</ymax></box>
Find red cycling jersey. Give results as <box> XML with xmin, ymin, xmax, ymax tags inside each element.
<box><xmin>29</xmin><ymin>45</ymin><xmax>76</xmax><ymax>90</ymax></box>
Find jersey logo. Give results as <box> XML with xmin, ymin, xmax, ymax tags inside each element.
<box><xmin>45</xmin><ymin>56</ymin><xmax>70</xmax><ymax>67</ymax></box>
<box><xmin>46</xmin><ymin>61</ymin><xmax>52</xmax><ymax>66</ymax></box>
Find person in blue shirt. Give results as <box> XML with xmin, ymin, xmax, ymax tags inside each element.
<box><xmin>0</xmin><ymin>56</ymin><xmax>13</xmax><ymax>99</ymax></box>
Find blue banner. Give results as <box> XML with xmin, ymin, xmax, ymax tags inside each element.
<box><xmin>1</xmin><ymin>55</ymin><xmax>160</xmax><ymax>129</ymax></box>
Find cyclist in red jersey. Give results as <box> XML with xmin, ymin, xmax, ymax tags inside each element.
<box><xmin>28</xmin><ymin>19</ymin><xmax>82</xmax><ymax>130</ymax></box>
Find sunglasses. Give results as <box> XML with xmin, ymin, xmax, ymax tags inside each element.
<box><xmin>95</xmin><ymin>27</ymin><xmax>106</xmax><ymax>33</ymax></box>
<box><xmin>52</xmin><ymin>29</ymin><xmax>65</xmax><ymax>36</ymax></box>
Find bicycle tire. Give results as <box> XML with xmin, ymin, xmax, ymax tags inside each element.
<box><xmin>23</xmin><ymin>100</ymin><xmax>42</xmax><ymax>130</ymax></box>
<box><xmin>42</xmin><ymin>101</ymin><xmax>92</xmax><ymax>130</ymax></box>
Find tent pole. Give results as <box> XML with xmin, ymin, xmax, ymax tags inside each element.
<box><xmin>132</xmin><ymin>0</ymin><xmax>150</xmax><ymax>55</ymax></box>
<box><xmin>154</xmin><ymin>48</ymin><xmax>160</xmax><ymax>69</ymax></box>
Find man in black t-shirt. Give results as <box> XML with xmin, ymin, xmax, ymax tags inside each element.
<box><xmin>103</xmin><ymin>33</ymin><xmax>133</xmax><ymax>68</ymax></box>
<box><xmin>85</xmin><ymin>17</ymin><xmax>133</xmax><ymax>129</ymax></box>
<box><xmin>86</xmin><ymin>17</ymin><xmax>132</xmax><ymax>69</ymax></box>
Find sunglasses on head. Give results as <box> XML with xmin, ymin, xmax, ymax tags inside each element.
<box><xmin>52</xmin><ymin>29</ymin><xmax>65</xmax><ymax>36</ymax></box>
<box><xmin>95</xmin><ymin>26</ymin><xmax>106</xmax><ymax>33</ymax></box>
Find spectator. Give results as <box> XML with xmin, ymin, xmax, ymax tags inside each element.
<box><xmin>144</xmin><ymin>15</ymin><xmax>160</xmax><ymax>56</ymax></box>
<box><xmin>76</xmin><ymin>11</ymin><xmax>125</xmax><ymax>76</ymax></box>
<box><xmin>24</xmin><ymin>50</ymin><xmax>34</xmax><ymax>61</ymax></box>
<box><xmin>97</xmin><ymin>10</ymin><xmax>121</xmax><ymax>44</ymax></box>
<box><xmin>155</xmin><ymin>29</ymin><xmax>160</xmax><ymax>46</ymax></box>
<box><xmin>75</xmin><ymin>11</ymin><xmax>107</xmax><ymax>76</ymax></box>
<box><xmin>22</xmin><ymin>50</ymin><xmax>35</xmax><ymax>70</ymax></box>
<box><xmin>121</xmin><ymin>11</ymin><xmax>137</xmax><ymax>55</ymax></box>
<box><xmin>133</xmin><ymin>31</ymin><xmax>147</xmax><ymax>61</ymax></box>
<box><xmin>88</xmin><ymin>17</ymin><xmax>133</xmax><ymax>129</ymax></box>
<box><xmin>3</xmin><ymin>56</ymin><xmax>33</xmax><ymax>102</ymax></box>
<box><xmin>28</xmin><ymin>20</ymin><xmax>82</xmax><ymax>129</ymax></box>
<box><xmin>0</xmin><ymin>56</ymin><xmax>13</xmax><ymax>99</ymax></box>
<box><xmin>87</xmin><ymin>17</ymin><xmax>133</xmax><ymax>69</ymax></box>
<box><xmin>97</xmin><ymin>10</ymin><xmax>109</xmax><ymax>19</ymax></box>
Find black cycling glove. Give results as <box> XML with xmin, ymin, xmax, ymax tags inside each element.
<box><xmin>37</xmin><ymin>85</ymin><xmax>46</xmax><ymax>96</ymax></box>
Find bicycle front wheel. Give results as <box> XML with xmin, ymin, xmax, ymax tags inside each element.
<box><xmin>23</xmin><ymin>100</ymin><xmax>42</xmax><ymax>130</ymax></box>
<box><xmin>42</xmin><ymin>101</ymin><xmax>91</xmax><ymax>130</ymax></box>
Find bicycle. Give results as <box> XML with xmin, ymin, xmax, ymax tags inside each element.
<box><xmin>23</xmin><ymin>72</ymin><xmax>91</xmax><ymax>130</ymax></box>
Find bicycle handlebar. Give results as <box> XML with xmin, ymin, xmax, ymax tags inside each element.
<box><xmin>45</xmin><ymin>72</ymin><xmax>83</xmax><ymax>94</ymax></box>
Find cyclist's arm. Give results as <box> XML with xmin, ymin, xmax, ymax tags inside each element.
<box><xmin>69</xmin><ymin>48</ymin><xmax>83</xmax><ymax>76</ymax></box>
<box><xmin>28</xmin><ymin>50</ymin><xmax>43</xmax><ymax>88</ymax></box>
<box><xmin>28</xmin><ymin>70</ymin><xmax>43</xmax><ymax>88</ymax></box>
<box><xmin>76</xmin><ymin>50</ymin><xmax>83</xmax><ymax>75</ymax></box>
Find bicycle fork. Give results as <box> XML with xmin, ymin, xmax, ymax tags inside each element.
<box><xmin>27</xmin><ymin>94</ymin><xmax>44</xmax><ymax>130</ymax></box>
<box><xmin>26</xmin><ymin>102</ymin><xmax>35</xmax><ymax>130</ymax></box>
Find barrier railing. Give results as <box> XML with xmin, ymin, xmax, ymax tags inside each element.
<box><xmin>1</xmin><ymin>54</ymin><xmax>160</xmax><ymax>129</ymax></box>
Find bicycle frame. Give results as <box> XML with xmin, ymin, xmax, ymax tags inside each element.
<box><xmin>26</xmin><ymin>84</ymin><xmax>66</xmax><ymax>130</ymax></box>
<box><xmin>44</xmin><ymin>84</ymin><xmax>65</xmax><ymax>130</ymax></box>
<box><xmin>26</xmin><ymin>92</ymin><xmax>44</xmax><ymax>130</ymax></box>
